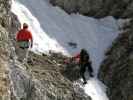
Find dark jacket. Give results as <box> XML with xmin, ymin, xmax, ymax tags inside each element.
<box><xmin>73</xmin><ymin>49</ymin><xmax>90</xmax><ymax>64</ymax></box>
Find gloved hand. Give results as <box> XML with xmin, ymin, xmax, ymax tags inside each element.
<box><xmin>64</xmin><ymin>58</ymin><xmax>69</xmax><ymax>64</ymax></box>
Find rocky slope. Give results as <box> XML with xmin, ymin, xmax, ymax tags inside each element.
<box><xmin>8</xmin><ymin>51</ymin><xmax>91</xmax><ymax>100</ymax></box>
<box><xmin>50</xmin><ymin>0</ymin><xmax>133</xmax><ymax>18</ymax></box>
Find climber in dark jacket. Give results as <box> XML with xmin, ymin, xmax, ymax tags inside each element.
<box><xmin>73</xmin><ymin>49</ymin><xmax>94</xmax><ymax>84</ymax></box>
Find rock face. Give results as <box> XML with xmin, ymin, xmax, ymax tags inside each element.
<box><xmin>0</xmin><ymin>25</ymin><xmax>10</xmax><ymax>100</ymax></box>
<box><xmin>0</xmin><ymin>0</ymin><xmax>14</xmax><ymax>99</ymax></box>
<box><xmin>98</xmin><ymin>21</ymin><xmax>133</xmax><ymax>100</ymax></box>
<box><xmin>0</xmin><ymin>0</ymin><xmax>11</xmax><ymax>28</ymax></box>
<box><xmin>50</xmin><ymin>0</ymin><xmax>133</xmax><ymax>18</ymax></box>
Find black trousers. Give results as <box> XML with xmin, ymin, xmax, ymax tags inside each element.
<box><xmin>80</xmin><ymin>62</ymin><xmax>93</xmax><ymax>82</ymax></box>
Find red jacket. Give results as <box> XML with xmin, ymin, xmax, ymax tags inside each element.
<box><xmin>16</xmin><ymin>28</ymin><xmax>33</xmax><ymax>41</ymax></box>
<box><xmin>73</xmin><ymin>53</ymin><xmax>80</xmax><ymax>59</ymax></box>
<box><xmin>73</xmin><ymin>53</ymin><xmax>80</xmax><ymax>63</ymax></box>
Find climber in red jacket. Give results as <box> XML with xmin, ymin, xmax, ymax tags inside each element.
<box><xmin>16</xmin><ymin>23</ymin><xmax>33</xmax><ymax>63</ymax></box>
<box><xmin>16</xmin><ymin>23</ymin><xmax>33</xmax><ymax>48</ymax></box>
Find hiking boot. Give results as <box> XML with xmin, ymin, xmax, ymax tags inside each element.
<box><xmin>83</xmin><ymin>81</ymin><xmax>87</xmax><ymax>85</ymax></box>
<box><xmin>90</xmin><ymin>73</ymin><xmax>94</xmax><ymax>77</ymax></box>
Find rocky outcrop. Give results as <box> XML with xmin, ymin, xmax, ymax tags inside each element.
<box><xmin>98</xmin><ymin>21</ymin><xmax>133</xmax><ymax>100</ymax></box>
<box><xmin>0</xmin><ymin>0</ymin><xmax>11</xmax><ymax>28</ymax></box>
<box><xmin>18</xmin><ymin>52</ymin><xmax>91</xmax><ymax>100</ymax></box>
<box><xmin>0</xmin><ymin>25</ymin><xmax>10</xmax><ymax>100</ymax></box>
<box><xmin>0</xmin><ymin>0</ymin><xmax>14</xmax><ymax>99</ymax></box>
<box><xmin>50</xmin><ymin>0</ymin><xmax>133</xmax><ymax>18</ymax></box>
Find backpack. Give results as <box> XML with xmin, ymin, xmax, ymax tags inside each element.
<box><xmin>80</xmin><ymin>51</ymin><xmax>89</xmax><ymax>63</ymax></box>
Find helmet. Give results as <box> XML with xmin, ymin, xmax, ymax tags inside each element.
<box><xmin>23</xmin><ymin>23</ymin><xmax>28</xmax><ymax>29</ymax></box>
